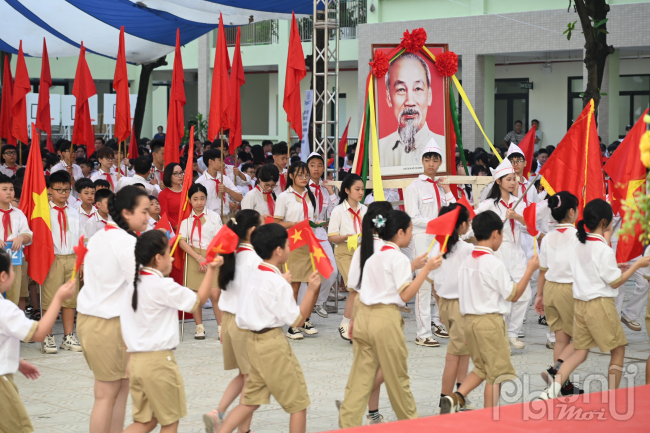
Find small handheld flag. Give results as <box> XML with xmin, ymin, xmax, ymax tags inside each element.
<box><xmin>154</xmin><ymin>213</ymin><xmax>172</xmax><ymax>234</ymax></box>
<box><xmin>287</xmin><ymin>220</ymin><xmax>311</xmax><ymax>251</ymax></box>
<box><xmin>523</xmin><ymin>203</ymin><xmax>539</xmax><ymax>254</ymax></box>
<box><xmin>456</xmin><ymin>196</ymin><xmax>476</xmax><ymax>219</ymax></box>
<box><xmin>71</xmin><ymin>236</ymin><xmax>88</xmax><ymax>281</ymax></box>
<box><xmin>305</xmin><ymin>229</ymin><xmax>334</xmax><ymax>279</ymax></box>
<box><xmin>202</xmin><ymin>225</ymin><xmax>239</xmax><ymax>264</ymax></box>
<box><xmin>426</xmin><ymin>206</ymin><xmax>460</xmax><ymax>254</ymax></box>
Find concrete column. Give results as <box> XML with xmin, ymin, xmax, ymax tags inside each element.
<box><xmin>197</xmin><ymin>33</ymin><xmax>211</xmax><ymax>117</ymax></box>
<box><xmin>483</xmin><ymin>55</ymin><xmax>495</xmax><ymax>149</ymax></box>
<box><xmin>460</xmin><ymin>53</ymin><xmax>485</xmax><ymax>150</ymax></box>
<box><xmin>607</xmin><ymin>49</ymin><xmax>620</xmax><ymax>143</ymax></box>
<box><xmin>277</xmin><ymin>19</ymin><xmax>290</xmax><ymax>141</ymax></box>
<box><xmin>132</xmin><ymin>65</ymin><xmax>154</xmax><ymax>138</ymax></box>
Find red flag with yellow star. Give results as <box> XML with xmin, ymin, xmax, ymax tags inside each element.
<box><xmin>203</xmin><ymin>225</ymin><xmax>239</xmax><ymax>264</ymax></box>
<box><xmin>19</xmin><ymin>123</ymin><xmax>54</xmax><ymax>284</ymax></box>
<box><xmin>287</xmin><ymin>220</ymin><xmax>310</xmax><ymax>251</ymax></box>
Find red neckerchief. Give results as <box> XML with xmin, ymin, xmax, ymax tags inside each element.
<box><xmin>236</xmin><ymin>245</ymin><xmax>255</xmax><ymax>254</ymax></box>
<box><xmin>424</xmin><ymin>178</ymin><xmax>442</xmax><ymax>209</ymax></box>
<box><xmin>212</xmin><ymin>178</ymin><xmax>227</xmax><ymax>204</ymax></box>
<box><xmin>292</xmin><ymin>190</ymin><xmax>309</xmax><ymax>220</ymax></box>
<box><xmin>102</xmin><ymin>171</ymin><xmax>114</xmax><ymax>191</ymax></box>
<box><xmin>397</xmin><ymin>189</ymin><xmax>405</xmax><ymax>211</ymax></box>
<box><xmin>518</xmin><ymin>180</ymin><xmax>529</xmax><ymax>206</ymax></box>
<box><xmin>256</xmin><ymin>185</ymin><xmax>275</xmax><ymax>215</ymax></box>
<box><xmin>500</xmin><ymin>200</ymin><xmax>515</xmax><ymax>236</ymax></box>
<box><xmin>53</xmin><ymin>205</ymin><xmax>68</xmax><ymax>246</ymax></box>
<box><xmin>557</xmin><ymin>228</ymin><xmax>568</xmax><ymax>234</ymax></box>
<box><xmin>381</xmin><ymin>244</ymin><xmax>398</xmax><ymax>252</ymax></box>
<box><xmin>258</xmin><ymin>263</ymin><xmax>279</xmax><ymax>274</ymax></box>
<box><xmin>139</xmin><ymin>270</ymin><xmax>155</xmax><ymax>276</ymax></box>
<box><xmin>190</xmin><ymin>213</ymin><xmax>205</xmax><ymax>247</ymax></box>
<box><xmin>0</xmin><ymin>208</ymin><xmax>12</xmax><ymax>241</ymax></box>
<box><xmin>586</xmin><ymin>234</ymin><xmax>605</xmax><ymax>243</ymax></box>
<box><xmin>279</xmin><ymin>171</ymin><xmax>287</xmax><ymax>191</ymax></box>
<box><xmin>347</xmin><ymin>204</ymin><xmax>362</xmax><ymax>234</ymax></box>
<box><xmin>310</xmin><ymin>182</ymin><xmax>323</xmax><ymax>214</ymax></box>
<box><xmin>5</xmin><ymin>165</ymin><xmax>17</xmax><ymax>174</ymax></box>
<box><xmin>472</xmin><ymin>250</ymin><xmax>490</xmax><ymax>258</ymax></box>
<box><xmin>104</xmin><ymin>224</ymin><xmax>119</xmax><ymax>231</ymax></box>
<box><xmin>44</xmin><ymin>170</ymin><xmax>50</xmax><ymax>176</ymax></box>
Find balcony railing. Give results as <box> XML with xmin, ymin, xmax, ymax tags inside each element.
<box><xmin>299</xmin><ymin>0</ymin><xmax>367</xmax><ymax>42</ymax></box>
<box><xmin>216</xmin><ymin>20</ymin><xmax>279</xmax><ymax>47</ymax></box>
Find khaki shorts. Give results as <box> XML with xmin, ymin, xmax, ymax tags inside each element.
<box><xmin>544</xmin><ymin>281</ymin><xmax>575</xmax><ymax>336</ymax></box>
<box><xmin>20</xmin><ymin>261</ymin><xmax>29</xmax><ymax>298</ymax></box>
<box><xmin>221</xmin><ymin>311</ymin><xmax>251</xmax><ymax>374</ymax></box>
<box><xmin>130</xmin><ymin>351</ymin><xmax>187</xmax><ymax>426</ymax></box>
<box><xmin>243</xmin><ymin>328</ymin><xmax>310</xmax><ymax>413</ymax></box>
<box><xmin>464</xmin><ymin>314</ymin><xmax>516</xmax><ymax>385</ymax></box>
<box><xmin>287</xmin><ymin>245</ymin><xmax>313</xmax><ymax>282</ymax></box>
<box><xmin>5</xmin><ymin>264</ymin><xmax>23</xmax><ymax>305</ymax></box>
<box><xmin>77</xmin><ymin>314</ymin><xmax>128</xmax><ymax>381</ymax></box>
<box><xmin>573</xmin><ymin>297</ymin><xmax>628</xmax><ymax>352</ymax></box>
<box><xmin>334</xmin><ymin>244</ymin><xmax>353</xmax><ymax>288</ymax></box>
<box><xmin>439</xmin><ymin>298</ymin><xmax>469</xmax><ymax>356</ymax></box>
<box><xmin>185</xmin><ymin>247</ymin><xmax>218</xmax><ymax>291</ymax></box>
<box><xmin>42</xmin><ymin>254</ymin><xmax>77</xmax><ymax>309</ymax></box>
<box><xmin>0</xmin><ymin>374</ymin><xmax>33</xmax><ymax>433</ymax></box>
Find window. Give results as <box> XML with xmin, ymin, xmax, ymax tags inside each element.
<box><xmin>567</xmin><ymin>77</ymin><xmax>583</xmax><ymax>130</ymax></box>
<box><xmin>618</xmin><ymin>75</ymin><xmax>649</xmax><ymax>138</ymax></box>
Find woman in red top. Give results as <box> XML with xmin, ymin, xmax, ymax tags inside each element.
<box><xmin>157</xmin><ymin>163</ymin><xmax>184</xmax><ymax>229</ymax></box>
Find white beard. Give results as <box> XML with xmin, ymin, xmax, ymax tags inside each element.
<box><xmin>399</xmin><ymin>119</ymin><xmax>420</xmax><ymax>153</ymax></box>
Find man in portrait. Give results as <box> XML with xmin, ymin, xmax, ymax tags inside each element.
<box><xmin>379</xmin><ymin>52</ymin><xmax>445</xmax><ymax>168</ymax></box>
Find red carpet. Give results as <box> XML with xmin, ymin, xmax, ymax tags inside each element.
<box><xmin>334</xmin><ymin>384</ymin><xmax>649</xmax><ymax>431</ymax></box>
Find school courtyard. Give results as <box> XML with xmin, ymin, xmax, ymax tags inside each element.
<box><xmin>17</xmin><ymin>281</ymin><xmax>650</xmax><ymax>433</ymax></box>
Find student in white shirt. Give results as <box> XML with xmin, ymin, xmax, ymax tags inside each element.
<box><xmin>196</xmin><ymin>149</ymin><xmax>242</xmax><ymax>218</ymax></box>
<box><xmin>540</xmin><ymin>199</ymin><xmax>650</xmax><ymax>400</ymax></box>
<box><xmin>41</xmin><ymin>171</ymin><xmax>83</xmax><ymax>354</ymax></box>
<box><xmin>441</xmin><ymin>211</ymin><xmax>538</xmax><ymax>414</ymax></box>
<box><xmin>121</xmin><ymin>230</ymin><xmax>222</xmax><ymax>433</ymax></box>
<box><xmin>0</xmin><ymin>144</ymin><xmax>19</xmax><ymax>177</ymax></box>
<box><xmin>217</xmin><ymin>223</ymin><xmax>320</xmax><ymax>433</ymax></box>
<box><xmin>339</xmin><ymin>210</ymin><xmax>442</xmax><ymax>427</ymax></box>
<box><xmin>204</xmin><ymin>210</ymin><xmax>262</xmax><ymax>433</ymax></box>
<box><xmin>178</xmin><ymin>183</ymin><xmax>223</xmax><ymax>339</ymax></box>
<box><xmin>534</xmin><ymin>191</ymin><xmax>583</xmax><ymax>395</ymax></box>
<box><xmin>0</xmin><ymin>249</ymin><xmax>76</xmax><ymax>433</ymax></box>
<box><xmin>90</xmin><ymin>147</ymin><xmax>119</xmax><ymax>192</ymax></box>
<box><xmin>145</xmin><ymin>196</ymin><xmax>175</xmax><ymax>236</ymax></box>
<box><xmin>0</xmin><ymin>175</ymin><xmax>33</xmax><ymax>306</ymax></box>
<box><xmin>404</xmin><ymin>139</ymin><xmax>455</xmax><ymax>347</ymax></box>
<box><xmin>75</xmin><ymin>179</ymin><xmax>96</xmax><ymax>231</ymax></box>
<box><xmin>150</xmin><ymin>140</ymin><xmax>165</xmax><ymax>187</ymax></box>
<box><xmin>271</xmin><ymin>142</ymin><xmax>289</xmax><ymax>195</ymax></box>
<box><xmin>116</xmin><ymin>155</ymin><xmax>160</xmax><ymax>197</ymax></box>
<box><xmin>84</xmin><ymin>189</ymin><xmax>114</xmax><ymax>239</ymax></box>
<box><xmin>241</xmin><ymin>164</ymin><xmax>279</xmax><ymax>218</ymax></box>
<box><xmin>427</xmin><ymin>204</ymin><xmax>475</xmax><ymax>409</ymax></box>
<box><xmin>50</xmin><ymin>140</ymin><xmax>84</xmax><ymax>181</ymax></box>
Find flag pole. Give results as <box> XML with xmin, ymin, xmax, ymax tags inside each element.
<box><xmin>441</xmin><ymin>235</ymin><xmax>450</xmax><ymax>255</ymax></box>
<box><xmin>220</xmin><ymin>128</ymin><xmax>224</xmax><ymax>222</ymax></box>
<box><xmin>309</xmin><ymin>252</ymin><xmax>316</xmax><ymax>272</ymax></box>
<box><xmin>427</xmin><ymin>238</ymin><xmax>437</xmax><ymax>254</ymax></box>
<box><xmin>19</xmin><ymin>140</ymin><xmax>22</xmax><ymax>168</ymax></box>
<box><xmin>503</xmin><ymin>173</ymin><xmax>541</xmax><ymax>223</ymax></box>
<box><xmin>287</xmin><ymin>122</ymin><xmax>291</xmax><ymax>162</ymax></box>
<box><xmin>117</xmin><ymin>141</ymin><xmax>122</xmax><ymax>178</ymax></box>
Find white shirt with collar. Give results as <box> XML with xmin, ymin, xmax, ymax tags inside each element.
<box><xmin>364</xmin><ymin>188</ymin><xmax>402</xmax><ymax>210</ymax></box>
<box><xmin>218</xmin><ymin>244</ymin><xmax>263</xmax><ymax>315</ymax></box>
<box><xmin>112</xmin><ymin>163</ymin><xmax>134</xmax><ymax>178</ymax></box>
<box><xmin>0</xmin><ymin>205</ymin><xmax>33</xmax><ymax>246</ymax></box>
<box><xmin>428</xmin><ymin>240</ymin><xmax>475</xmax><ymax>300</ymax></box>
<box><xmin>151</xmin><ymin>164</ymin><xmax>164</xmax><ymax>184</ymax></box>
<box><xmin>236</xmin><ymin>262</ymin><xmax>302</xmax><ymax>331</ymax></box>
<box><xmin>0</xmin><ymin>164</ymin><xmax>19</xmax><ymax>178</ymax></box>
<box><xmin>196</xmin><ymin>171</ymin><xmax>238</xmax><ymax>214</ymax></box>
<box><xmin>84</xmin><ymin>212</ymin><xmax>113</xmax><ymax>239</ymax></box>
<box><xmin>328</xmin><ymin>200</ymin><xmax>367</xmax><ymax>239</ymax></box>
<box><xmin>359</xmin><ymin>242</ymin><xmax>411</xmax><ymax>307</ymax></box>
<box><xmin>404</xmin><ymin>174</ymin><xmax>456</xmax><ymax>236</ymax></box>
<box><xmin>51</xmin><ymin>160</ymin><xmax>83</xmax><ymax>181</ymax></box>
<box><xmin>77</xmin><ymin>224</ymin><xmax>136</xmax><ymax>319</ymax></box>
<box><xmin>178</xmin><ymin>208</ymin><xmax>223</xmax><ymax>250</ymax></box>
<box><xmin>0</xmin><ymin>298</ymin><xmax>37</xmax><ymax>376</ymax></box>
<box><xmin>308</xmin><ymin>179</ymin><xmax>339</xmax><ymax>222</ymax></box>
<box><xmin>479</xmin><ymin>176</ymin><xmax>540</xmax><ymax>207</ymax></box>
<box><xmin>347</xmin><ymin>235</ymin><xmax>384</xmax><ymax>291</ymax></box>
<box><xmin>146</xmin><ymin>216</ymin><xmax>175</xmax><ymax>236</ymax></box>
<box><xmin>120</xmin><ymin>267</ymin><xmax>199</xmax><ymax>352</ymax></box>
<box><xmin>77</xmin><ymin>204</ymin><xmax>96</xmax><ymax>232</ymax></box>
<box><xmin>458</xmin><ymin>246</ymin><xmax>517</xmax><ymax>316</ymax></box>
<box><xmin>49</xmin><ymin>202</ymin><xmax>81</xmax><ymax>255</ymax></box>
<box><xmin>272</xmin><ymin>167</ymin><xmax>288</xmax><ymax>196</ymax></box>
<box><xmin>241</xmin><ymin>185</ymin><xmax>274</xmax><ymax>216</ymax></box>
<box><xmin>570</xmin><ymin>233</ymin><xmax>622</xmax><ymax>301</ymax></box>
<box><xmin>539</xmin><ymin>224</ymin><xmax>578</xmax><ymax>284</ymax></box>
<box><xmin>274</xmin><ymin>186</ymin><xmax>314</xmax><ymax>223</ymax></box>
<box><xmin>224</xmin><ymin>165</ymin><xmax>253</xmax><ymax>193</ymax></box>
<box><xmin>116</xmin><ymin>173</ymin><xmax>161</xmax><ymax>197</ymax></box>
<box><xmin>90</xmin><ymin>169</ymin><xmax>118</xmax><ymax>191</ymax></box>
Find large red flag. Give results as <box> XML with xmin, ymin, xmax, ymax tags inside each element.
<box><xmin>228</xmin><ymin>27</ymin><xmax>245</xmax><ymax>155</ymax></box>
<box><xmin>603</xmin><ymin>108</ymin><xmax>648</xmax><ymax>262</ymax></box>
<box><xmin>127</xmin><ymin>122</ymin><xmax>138</xmax><ymax>158</ymax></box>
<box><xmin>209</xmin><ymin>13</ymin><xmax>231</xmax><ymax>141</ymax></box>
<box><xmin>338</xmin><ymin>117</ymin><xmax>351</xmax><ymax>157</ymax></box>
<box><xmin>19</xmin><ymin>123</ymin><xmax>54</xmax><ymax>284</ymax></box>
<box><xmin>172</xmin><ymin>125</ymin><xmax>195</xmax><ymax>271</ymax></box>
<box><xmin>0</xmin><ymin>55</ymin><xmax>16</xmax><ymax>145</ymax></box>
<box><xmin>164</xmin><ymin>29</ymin><xmax>185</xmax><ymax>165</ymax></box>
<box><xmin>518</xmin><ymin>124</ymin><xmax>536</xmax><ymax>178</ymax></box>
<box><xmin>72</xmin><ymin>43</ymin><xmax>98</xmax><ymax>157</ymax></box>
<box><xmin>11</xmin><ymin>41</ymin><xmax>30</xmax><ymax>144</ymax></box>
<box><xmin>36</xmin><ymin>39</ymin><xmax>55</xmax><ymax>153</ymax></box>
<box><xmin>539</xmin><ymin>99</ymin><xmax>604</xmax><ymax>219</ymax></box>
<box><xmin>113</xmin><ymin>26</ymin><xmax>131</xmax><ymax>143</ymax></box>
<box><xmin>283</xmin><ymin>12</ymin><xmax>306</xmax><ymax>140</ymax></box>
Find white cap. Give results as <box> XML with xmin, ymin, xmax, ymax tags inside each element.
<box><xmin>306</xmin><ymin>152</ymin><xmax>324</xmax><ymax>162</ymax></box>
<box><xmin>506</xmin><ymin>142</ymin><xmax>525</xmax><ymax>159</ymax></box>
<box><xmin>422</xmin><ymin>137</ymin><xmax>443</xmax><ymax>157</ymax></box>
<box><xmin>489</xmin><ymin>158</ymin><xmax>515</xmax><ymax>180</ymax></box>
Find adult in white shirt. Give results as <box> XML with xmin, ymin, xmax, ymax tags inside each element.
<box><xmin>115</xmin><ymin>155</ymin><xmax>161</xmax><ymax>197</ymax></box>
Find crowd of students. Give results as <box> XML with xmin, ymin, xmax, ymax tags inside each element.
<box><xmin>1</xmin><ymin>132</ymin><xmax>649</xmax><ymax>433</ymax></box>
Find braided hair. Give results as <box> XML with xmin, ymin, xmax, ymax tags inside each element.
<box><xmin>132</xmin><ymin>230</ymin><xmax>168</xmax><ymax>311</ymax></box>
<box><xmin>107</xmin><ymin>186</ymin><xmax>149</xmax><ymax>237</ymax></box>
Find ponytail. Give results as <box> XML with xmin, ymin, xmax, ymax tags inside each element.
<box><xmin>576</xmin><ymin>220</ymin><xmax>588</xmax><ymax>243</ymax></box>
<box><xmin>439</xmin><ymin>203</ymin><xmax>470</xmax><ymax>259</ymax></box>
<box><xmin>575</xmin><ymin>198</ymin><xmax>613</xmax><ymax>244</ymax></box>
<box><xmin>218</xmin><ymin>209</ymin><xmax>261</xmax><ymax>290</ymax></box>
<box><xmin>108</xmin><ymin>186</ymin><xmax>149</xmax><ymax>237</ymax></box>
<box><xmin>133</xmin><ymin>231</ymin><xmax>169</xmax><ymax>311</ymax></box>
<box><xmin>548</xmin><ymin>191</ymin><xmax>578</xmax><ymax>223</ymax></box>
<box><xmin>358</xmin><ymin>201</ymin><xmax>393</xmax><ymax>288</ymax></box>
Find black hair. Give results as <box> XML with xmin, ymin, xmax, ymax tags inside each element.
<box><xmin>107</xmin><ymin>186</ymin><xmax>148</xmax><ymax>236</ymax></box>
<box><xmin>576</xmin><ymin>198</ymin><xmax>612</xmax><ymax>244</ymax></box>
<box><xmin>76</xmin><ymin>157</ymin><xmax>90</xmax><ymax>167</ymax></box>
<box><xmin>132</xmin><ymin>230</ymin><xmax>169</xmax><ymax>311</ymax></box>
<box><xmin>422</xmin><ymin>151</ymin><xmax>442</xmax><ymax>160</ymax></box>
<box><xmin>272</xmin><ymin>141</ymin><xmax>288</xmax><ymax>156</ymax></box>
<box><xmin>339</xmin><ymin>174</ymin><xmax>363</xmax><ymax>203</ymax></box>
<box><xmin>286</xmin><ymin>162</ymin><xmax>316</xmax><ymax>212</ymax></box>
<box><xmin>375</xmin><ymin>210</ymin><xmax>411</xmax><ymax>243</ymax></box>
<box><xmin>75</xmin><ymin>178</ymin><xmax>95</xmax><ymax>194</ymax></box>
<box><xmin>257</xmin><ymin>163</ymin><xmax>279</xmax><ymax>183</ymax></box>
<box><xmin>96</xmin><ymin>147</ymin><xmax>115</xmax><ymax>160</ymax></box>
<box><xmin>0</xmin><ymin>173</ymin><xmax>12</xmax><ymax>186</ymax></box>
<box><xmin>218</xmin><ymin>209</ymin><xmax>261</xmax><ymax>290</ymax></box>
<box><xmin>49</xmin><ymin>170</ymin><xmax>71</xmax><ymax>187</ymax></box>
<box><xmin>439</xmin><ymin>203</ymin><xmax>470</xmax><ymax>259</ymax></box>
<box><xmin>471</xmin><ymin>164</ymin><xmax>487</xmax><ymax>176</ymax></box>
<box><xmin>0</xmin><ymin>248</ymin><xmax>10</xmax><ymax>275</ymax></box>
<box><xmin>514</xmin><ymin>120</ymin><xmax>522</xmax><ymax>125</ymax></box>
<box><xmin>148</xmin><ymin>195</ymin><xmax>158</xmax><ymax>202</ymax></box>
<box><xmin>240</xmin><ymin>162</ymin><xmax>254</xmax><ymax>173</ymax></box>
<box><xmin>472</xmin><ymin>211</ymin><xmax>503</xmax><ymax>241</ymax></box>
<box><xmin>507</xmin><ymin>151</ymin><xmax>525</xmax><ymax>161</ymax></box>
<box><xmin>262</xmin><ymin>139</ymin><xmax>273</xmax><ymax>148</ymax></box>
<box><xmin>486</xmin><ymin>172</ymin><xmax>515</xmax><ymax>205</ymax></box>
<box><xmin>150</xmin><ymin>139</ymin><xmax>164</xmax><ymax>154</ymax></box>
<box><xmin>537</xmin><ymin>148</ymin><xmax>549</xmax><ymax>156</ymax></box>
<box><xmin>162</xmin><ymin>162</ymin><xmax>181</xmax><ymax>188</ymax></box>
<box><xmin>133</xmin><ymin>155</ymin><xmax>152</xmax><ymax>175</ymax></box>
<box><xmin>55</xmin><ymin>140</ymin><xmax>72</xmax><ymax>153</ymax></box>
<box><xmin>251</xmin><ymin>223</ymin><xmax>288</xmax><ymax>260</ymax></box>
<box><xmin>250</xmin><ymin>144</ymin><xmax>265</xmax><ymax>163</ymax></box>
<box><xmin>94</xmin><ymin>188</ymin><xmax>114</xmax><ymax>204</ymax></box>
<box><xmin>93</xmin><ymin>179</ymin><xmax>111</xmax><ymax>189</ymax></box>
<box><xmin>358</xmin><ymin>201</ymin><xmax>393</xmax><ymax>288</ymax></box>
<box><xmin>238</xmin><ymin>151</ymin><xmax>252</xmax><ymax>163</ymax></box>
<box><xmin>188</xmin><ymin>183</ymin><xmax>208</xmax><ymax>200</ymax></box>
<box><xmin>548</xmin><ymin>191</ymin><xmax>578</xmax><ymax>223</ymax></box>
<box><xmin>202</xmin><ymin>148</ymin><xmax>221</xmax><ymax>166</ymax></box>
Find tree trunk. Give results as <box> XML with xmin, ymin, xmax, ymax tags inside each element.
<box><xmin>133</xmin><ymin>56</ymin><xmax>167</xmax><ymax>140</ymax></box>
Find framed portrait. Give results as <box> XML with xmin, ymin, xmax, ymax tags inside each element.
<box><xmin>371</xmin><ymin>44</ymin><xmax>452</xmax><ymax>178</ymax></box>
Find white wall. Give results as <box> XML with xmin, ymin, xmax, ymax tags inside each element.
<box><xmin>151</xmin><ymin>85</ymin><xmax>168</xmax><ymax>139</ymax></box>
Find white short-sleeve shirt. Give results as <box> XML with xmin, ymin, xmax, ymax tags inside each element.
<box><xmin>0</xmin><ymin>205</ymin><xmax>33</xmax><ymax>245</ymax></box>
<box><xmin>218</xmin><ymin>245</ymin><xmax>263</xmax><ymax>315</ymax></box>
<box><xmin>84</xmin><ymin>212</ymin><xmax>112</xmax><ymax>239</ymax></box>
<box><xmin>0</xmin><ymin>298</ymin><xmax>37</xmax><ymax>375</ymax></box>
<box><xmin>196</xmin><ymin>171</ymin><xmax>238</xmax><ymax>214</ymax></box>
<box><xmin>274</xmin><ymin>186</ymin><xmax>314</xmax><ymax>223</ymax></box>
<box><xmin>328</xmin><ymin>200</ymin><xmax>367</xmax><ymax>238</ymax></box>
<box><xmin>90</xmin><ymin>169</ymin><xmax>118</xmax><ymax>191</ymax></box>
<box><xmin>49</xmin><ymin>202</ymin><xmax>81</xmax><ymax>255</ymax></box>
<box><xmin>116</xmin><ymin>174</ymin><xmax>161</xmax><ymax>197</ymax></box>
<box><xmin>178</xmin><ymin>208</ymin><xmax>223</xmax><ymax>250</ymax></box>
<box><xmin>539</xmin><ymin>224</ymin><xmax>578</xmax><ymax>283</ymax></box>
<box><xmin>347</xmin><ymin>235</ymin><xmax>384</xmax><ymax>291</ymax></box>
<box><xmin>236</xmin><ymin>263</ymin><xmax>301</xmax><ymax>330</ymax></box>
<box><xmin>120</xmin><ymin>268</ymin><xmax>199</xmax><ymax>352</ymax></box>
<box><xmin>241</xmin><ymin>185</ymin><xmax>274</xmax><ymax>216</ymax></box>
<box><xmin>51</xmin><ymin>161</ymin><xmax>83</xmax><ymax>181</ymax></box>
<box><xmin>359</xmin><ymin>242</ymin><xmax>412</xmax><ymax>307</ymax></box>
<box><xmin>570</xmin><ymin>233</ymin><xmax>622</xmax><ymax>301</ymax></box>
<box><xmin>428</xmin><ymin>240</ymin><xmax>475</xmax><ymax>300</ymax></box>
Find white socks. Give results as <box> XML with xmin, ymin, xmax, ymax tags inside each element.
<box><xmin>340</xmin><ymin>317</ymin><xmax>350</xmax><ymax>326</ymax></box>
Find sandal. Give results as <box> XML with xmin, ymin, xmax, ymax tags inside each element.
<box><xmin>31</xmin><ymin>309</ymin><xmax>42</xmax><ymax>321</ymax></box>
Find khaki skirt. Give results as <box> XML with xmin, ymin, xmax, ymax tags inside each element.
<box><xmin>287</xmin><ymin>244</ymin><xmax>313</xmax><ymax>282</ymax></box>
<box><xmin>185</xmin><ymin>247</ymin><xmax>219</xmax><ymax>291</ymax></box>
<box><xmin>77</xmin><ymin>314</ymin><xmax>128</xmax><ymax>382</ymax></box>
<box><xmin>334</xmin><ymin>244</ymin><xmax>354</xmax><ymax>287</ymax></box>
<box><xmin>222</xmin><ymin>311</ymin><xmax>251</xmax><ymax>373</ymax></box>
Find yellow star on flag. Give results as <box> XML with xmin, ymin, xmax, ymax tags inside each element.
<box><xmin>31</xmin><ymin>189</ymin><xmax>52</xmax><ymax>230</ymax></box>
<box><xmin>291</xmin><ymin>229</ymin><xmax>302</xmax><ymax>244</ymax></box>
<box><xmin>211</xmin><ymin>243</ymin><xmax>226</xmax><ymax>254</ymax></box>
<box><xmin>313</xmin><ymin>246</ymin><xmax>326</xmax><ymax>262</ymax></box>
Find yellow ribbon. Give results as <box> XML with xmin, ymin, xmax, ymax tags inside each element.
<box><xmin>347</xmin><ymin>234</ymin><xmax>360</xmax><ymax>252</ymax></box>
<box><xmin>368</xmin><ymin>75</ymin><xmax>385</xmax><ymax>201</ymax></box>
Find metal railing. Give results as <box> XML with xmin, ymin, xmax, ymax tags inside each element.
<box><xmin>299</xmin><ymin>0</ymin><xmax>367</xmax><ymax>42</ymax></box>
<box><xmin>218</xmin><ymin>20</ymin><xmax>279</xmax><ymax>47</ymax></box>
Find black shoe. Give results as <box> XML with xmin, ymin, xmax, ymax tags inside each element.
<box><xmin>538</xmin><ymin>316</ymin><xmax>548</xmax><ymax>326</ymax></box>
<box><xmin>25</xmin><ymin>305</ymin><xmax>34</xmax><ymax>318</ymax></box>
<box><xmin>541</xmin><ymin>366</ymin><xmax>557</xmax><ymax>385</ymax></box>
<box><xmin>560</xmin><ymin>381</ymin><xmax>584</xmax><ymax>395</ymax></box>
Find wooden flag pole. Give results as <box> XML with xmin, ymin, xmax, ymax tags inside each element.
<box><xmin>287</xmin><ymin>122</ymin><xmax>291</xmax><ymax>162</ymax></box>
<box><xmin>309</xmin><ymin>252</ymin><xmax>317</xmax><ymax>272</ymax></box>
<box><xmin>19</xmin><ymin>140</ymin><xmax>23</xmax><ymax>168</ymax></box>
<box><xmin>440</xmin><ymin>235</ymin><xmax>450</xmax><ymax>255</ymax></box>
<box><xmin>220</xmin><ymin>128</ymin><xmax>224</xmax><ymax>222</ymax></box>
<box><xmin>117</xmin><ymin>141</ymin><xmax>122</xmax><ymax>178</ymax></box>
<box><xmin>427</xmin><ymin>237</ymin><xmax>437</xmax><ymax>254</ymax></box>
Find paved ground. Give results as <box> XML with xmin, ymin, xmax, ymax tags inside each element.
<box><xmin>16</xmin><ymin>281</ymin><xmax>650</xmax><ymax>433</ymax></box>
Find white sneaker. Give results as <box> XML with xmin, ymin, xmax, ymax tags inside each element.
<box><xmin>509</xmin><ymin>337</ymin><xmax>525</xmax><ymax>349</ymax></box>
<box><xmin>415</xmin><ymin>337</ymin><xmax>440</xmax><ymax>347</ymax></box>
<box><xmin>60</xmin><ymin>333</ymin><xmax>82</xmax><ymax>352</ymax></box>
<box><xmin>314</xmin><ymin>305</ymin><xmax>328</xmax><ymax>318</ymax></box>
<box><xmin>518</xmin><ymin>330</ymin><xmax>525</xmax><ymax>338</ymax></box>
<box><xmin>202</xmin><ymin>298</ymin><xmax>213</xmax><ymax>309</ymax></box>
<box><xmin>539</xmin><ymin>382</ymin><xmax>562</xmax><ymax>400</ymax></box>
<box><xmin>621</xmin><ymin>313</ymin><xmax>642</xmax><ymax>331</ymax></box>
<box><xmin>339</xmin><ymin>323</ymin><xmax>350</xmax><ymax>341</ymax></box>
<box><xmin>195</xmin><ymin>324</ymin><xmax>206</xmax><ymax>340</ymax></box>
<box><xmin>286</xmin><ymin>327</ymin><xmax>304</xmax><ymax>340</ymax></box>
<box><xmin>41</xmin><ymin>334</ymin><xmax>57</xmax><ymax>354</ymax></box>
<box><xmin>366</xmin><ymin>413</ymin><xmax>384</xmax><ymax>424</ymax></box>
<box><xmin>461</xmin><ymin>395</ymin><xmax>475</xmax><ymax>411</ymax></box>
<box><xmin>299</xmin><ymin>318</ymin><xmax>318</xmax><ymax>335</ymax></box>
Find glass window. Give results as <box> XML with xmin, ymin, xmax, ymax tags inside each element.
<box><xmin>571</xmin><ymin>78</ymin><xmax>584</xmax><ymax>93</ymax></box>
<box><xmin>620</xmin><ymin>76</ymin><xmax>649</xmax><ymax>92</ymax></box>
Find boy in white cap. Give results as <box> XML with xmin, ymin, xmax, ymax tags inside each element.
<box><xmin>404</xmin><ymin>138</ymin><xmax>454</xmax><ymax>347</ymax></box>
